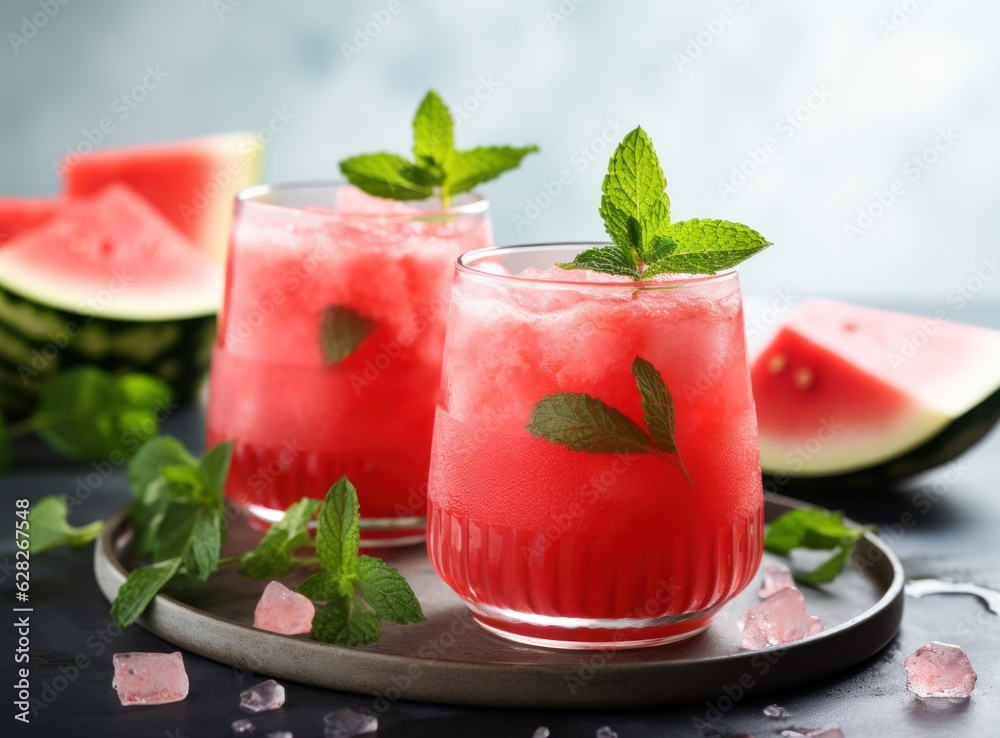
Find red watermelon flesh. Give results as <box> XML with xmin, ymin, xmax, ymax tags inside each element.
<box><xmin>752</xmin><ymin>299</ymin><xmax>1000</xmax><ymax>475</ymax></box>
<box><xmin>62</xmin><ymin>132</ymin><xmax>263</xmax><ymax>264</ymax></box>
<box><xmin>0</xmin><ymin>184</ymin><xmax>222</xmax><ymax>320</ymax></box>
<box><xmin>0</xmin><ymin>197</ymin><xmax>61</xmax><ymax>246</ymax></box>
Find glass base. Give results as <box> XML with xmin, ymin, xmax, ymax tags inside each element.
<box><xmin>464</xmin><ymin>600</ymin><xmax>716</xmax><ymax>650</ymax></box>
<box><xmin>241</xmin><ymin>501</ymin><xmax>426</xmax><ymax>548</ymax></box>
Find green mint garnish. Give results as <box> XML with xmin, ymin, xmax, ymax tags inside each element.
<box><xmin>27</xmin><ymin>496</ymin><xmax>103</xmax><ymax>554</ymax></box>
<box><xmin>340</xmin><ymin>89</ymin><xmax>538</xmax><ymax>209</ymax></box>
<box><xmin>111</xmin><ymin>439</ymin><xmax>232</xmax><ymax>627</ymax></box>
<box><xmin>526</xmin><ymin>356</ymin><xmax>690</xmax><ymax>484</ymax></box>
<box><xmin>764</xmin><ymin>508</ymin><xmax>874</xmax><ymax>585</ymax></box>
<box><xmin>297</xmin><ymin>477</ymin><xmax>425</xmax><ymax>645</ymax></box>
<box><xmin>238</xmin><ymin>497</ymin><xmax>322</xmax><ymax>579</ymax></box>
<box><xmin>320</xmin><ymin>305</ymin><xmax>377</xmax><ymax>366</ymax></box>
<box><xmin>0</xmin><ymin>367</ymin><xmax>173</xmax><ymax>465</ymax></box>
<box><xmin>559</xmin><ymin>126</ymin><xmax>771</xmax><ymax>280</ymax></box>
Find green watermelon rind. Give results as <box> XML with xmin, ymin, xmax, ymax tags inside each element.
<box><xmin>0</xmin><ymin>284</ymin><xmax>215</xmax><ymax>418</ymax></box>
<box><xmin>763</xmin><ymin>385</ymin><xmax>1000</xmax><ymax>490</ymax></box>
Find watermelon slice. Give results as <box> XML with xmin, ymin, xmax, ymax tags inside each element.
<box><xmin>62</xmin><ymin>132</ymin><xmax>263</xmax><ymax>264</ymax></box>
<box><xmin>0</xmin><ymin>184</ymin><xmax>222</xmax><ymax>417</ymax></box>
<box><xmin>0</xmin><ymin>197</ymin><xmax>61</xmax><ymax>246</ymax></box>
<box><xmin>752</xmin><ymin>299</ymin><xmax>1000</xmax><ymax>484</ymax></box>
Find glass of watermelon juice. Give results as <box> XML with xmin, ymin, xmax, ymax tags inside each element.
<box><xmin>207</xmin><ymin>183</ymin><xmax>492</xmax><ymax>543</ymax></box>
<box><xmin>427</xmin><ymin>243</ymin><xmax>764</xmax><ymax>648</ymax></box>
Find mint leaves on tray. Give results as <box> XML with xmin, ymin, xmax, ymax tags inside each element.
<box><xmin>559</xmin><ymin>126</ymin><xmax>771</xmax><ymax>280</ymax></box>
<box><xmin>764</xmin><ymin>508</ymin><xmax>875</xmax><ymax>585</ymax></box>
<box><xmin>340</xmin><ymin>89</ymin><xmax>538</xmax><ymax>208</ymax></box>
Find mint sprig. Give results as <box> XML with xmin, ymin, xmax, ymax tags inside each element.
<box><xmin>27</xmin><ymin>495</ymin><xmax>103</xmax><ymax>554</ymax></box>
<box><xmin>340</xmin><ymin>90</ymin><xmax>538</xmax><ymax>208</ymax></box>
<box><xmin>526</xmin><ymin>356</ymin><xmax>690</xmax><ymax>484</ymax></box>
<box><xmin>560</xmin><ymin>126</ymin><xmax>771</xmax><ymax>280</ymax></box>
<box><xmin>297</xmin><ymin>477</ymin><xmax>425</xmax><ymax>645</ymax></box>
<box><xmin>238</xmin><ymin>497</ymin><xmax>321</xmax><ymax>579</ymax></box>
<box><xmin>764</xmin><ymin>508</ymin><xmax>874</xmax><ymax>585</ymax></box>
<box><xmin>0</xmin><ymin>367</ymin><xmax>172</xmax><ymax>468</ymax></box>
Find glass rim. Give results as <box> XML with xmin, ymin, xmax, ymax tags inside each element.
<box><xmin>235</xmin><ymin>179</ymin><xmax>490</xmax><ymax>220</ymax></box>
<box><xmin>456</xmin><ymin>242</ymin><xmax>738</xmax><ymax>288</ymax></box>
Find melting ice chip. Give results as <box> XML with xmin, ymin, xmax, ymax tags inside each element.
<box><xmin>759</xmin><ymin>564</ymin><xmax>795</xmax><ymax>599</ymax></box>
<box><xmin>763</xmin><ymin>703</ymin><xmax>789</xmax><ymax>718</ymax></box>
<box><xmin>112</xmin><ymin>651</ymin><xmax>189</xmax><ymax>706</ymax></box>
<box><xmin>254</xmin><ymin>581</ymin><xmax>316</xmax><ymax>635</ymax></box>
<box><xmin>596</xmin><ymin>727</ymin><xmax>619</xmax><ymax>738</ymax></box>
<box><xmin>737</xmin><ymin>587</ymin><xmax>823</xmax><ymax>649</ymax></box>
<box><xmin>266</xmin><ymin>733</ymin><xmax>293</xmax><ymax>738</ymax></box>
<box><xmin>231</xmin><ymin>718</ymin><xmax>255</xmax><ymax>734</ymax></box>
<box><xmin>904</xmin><ymin>641</ymin><xmax>977</xmax><ymax>699</ymax></box>
<box><xmin>324</xmin><ymin>708</ymin><xmax>378</xmax><ymax>738</ymax></box>
<box><xmin>240</xmin><ymin>679</ymin><xmax>285</xmax><ymax>712</ymax></box>
<box><xmin>532</xmin><ymin>729</ymin><xmax>551</xmax><ymax>738</ymax></box>
<box><xmin>781</xmin><ymin>729</ymin><xmax>843</xmax><ymax>738</ymax></box>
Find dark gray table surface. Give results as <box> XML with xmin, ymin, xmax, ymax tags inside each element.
<box><xmin>3</xmin><ymin>304</ymin><xmax>999</xmax><ymax>738</ymax></box>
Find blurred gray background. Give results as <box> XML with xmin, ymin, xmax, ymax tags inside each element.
<box><xmin>3</xmin><ymin>0</ymin><xmax>999</xmax><ymax>309</ymax></box>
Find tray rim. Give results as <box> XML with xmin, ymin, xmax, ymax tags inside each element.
<box><xmin>93</xmin><ymin>493</ymin><xmax>905</xmax><ymax>707</ymax></box>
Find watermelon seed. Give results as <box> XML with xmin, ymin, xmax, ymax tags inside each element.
<box><xmin>793</xmin><ymin>367</ymin><xmax>814</xmax><ymax>390</ymax></box>
<box><xmin>767</xmin><ymin>354</ymin><xmax>787</xmax><ymax>374</ymax></box>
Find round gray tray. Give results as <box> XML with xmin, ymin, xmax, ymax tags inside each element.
<box><xmin>93</xmin><ymin>493</ymin><xmax>903</xmax><ymax>708</ymax></box>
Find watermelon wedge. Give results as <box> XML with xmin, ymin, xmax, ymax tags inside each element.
<box><xmin>0</xmin><ymin>184</ymin><xmax>222</xmax><ymax>417</ymax></box>
<box><xmin>62</xmin><ymin>132</ymin><xmax>263</xmax><ymax>264</ymax></box>
<box><xmin>752</xmin><ymin>299</ymin><xmax>1000</xmax><ymax>484</ymax></box>
<box><xmin>0</xmin><ymin>197</ymin><xmax>61</xmax><ymax>246</ymax></box>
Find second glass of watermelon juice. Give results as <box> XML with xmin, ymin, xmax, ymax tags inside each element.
<box><xmin>427</xmin><ymin>243</ymin><xmax>764</xmax><ymax>648</ymax></box>
<box><xmin>207</xmin><ymin>183</ymin><xmax>492</xmax><ymax>543</ymax></box>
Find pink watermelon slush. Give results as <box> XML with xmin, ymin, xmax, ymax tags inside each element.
<box><xmin>427</xmin><ymin>245</ymin><xmax>764</xmax><ymax>647</ymax></box>
<box><xmin>207</xmin><ymin>184</ymin><xmax>492</xmax><ymax>539</ymax></box>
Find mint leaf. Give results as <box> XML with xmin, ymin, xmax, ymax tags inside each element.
<box><xmin>631</xmin><ymin>357</ymin><xmax>678</xmax><ymax>455</ymax></box>
<box><xmin>339</xmin><ymin>153</ymin><xmax>434</xmax><ymax>201</ymax></box>
<box><xmin>315</xmin><ymin>477</ymin><xmax>361</xmax><ymax>594</ymax></box>
<box><xmin>556</xmin><ymin>245</ymin><xmax>639</xmax><ymax>280</ymax></box>
<box><xmin>356</xmin><ymin>555</ymin><xmax>425</xmax><ymax>625</ymax></box>
<box><xmin>599</xmin><ymin>126</ymin><xmax>669</xmax><ymax>255</ymax></box>
<box><xmin>320</xmin><ymin>305</ymin><xmax>377</xmax><ymax>366</ymax></box>
<box><xmin>642</xmin><ymin>219</ymin><xmax>771</xmax><ymax>277</ymax></box>
<box><xmin>764</xmin><ymin>508</ymin><xmax>871</xmax><ymax>585</ymax></box>
<box><xmin>128</xmin><ymin>436</ymin><xmax>198</xmax><ymax>557</ymax></box>
<box><xmin>0</xmin><ymin>407</ymin><xmax>13</xmax><ymax>471</ymax></box>
<box><xmin>312</xmin><ymin>592</ymin><xmax>382</xmax><ymax>646</ymax></box>
<box><xmin>28</xmin><ymin>495</ymin><xmax>103</xmax><ymax>554</ymax></box>
<box><xmin>185</xmin><ymin>508</ymin><xmax>222</xmax><ymax>582</ymax></box>
<box><xmin>240</xmin><ymin>497</ymin><xmax>321</xmax><ymax>579</ymax></box>
<box><xmin>296</xmin><ymin>570</ymin><xmax>340</xmax><ymax>601</ymax></box>
<box><xmin>340</xmin><ymin>90</ymin><xmax>537</xmax><ymax>207</ymax></box>
<box><xmin>31</xmin><ymin>367</ymin><xmax>171</xmax><ymax>462</ymax></box>
<box><xmin>412</xmin><ymin>90</ymin><xmax>454</xmax><ymax>177</ymax></box>
<box><xmin>111</xmin><ymin>557</ymin><xmax>181</xmax><ymax>628</ymax></box>
<box><xmin>526</xmin><ymin>392</ymin><xmax>653</xmax><ymax>454</ymax></box>
<box><xmin>198</xmin><ymin>441</ymin><xmax>232</xmax><ymax>504</ymax></box>
<box><xmin>447</xmin><ymin>146</ymin><xmax>539</xmax><ymax>196</ymax></box>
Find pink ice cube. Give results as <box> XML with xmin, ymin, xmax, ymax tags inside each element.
<box><xmin>254</xmin><ymin>581</ymin><xmax>315</xmax><ymax>635</ymax></box>
<box><xmin>112</xmin><ymin>652</ymin><xmax>189</xmax><ymax>706</ymax></box>
<box><xmin>904</xmin><ymin>641</ymin><xmax>977</xmax><ymax>698</ymax></box>
<box><xmin>738</xmin><ymin>587</ymin><xmax>824</xmax><ymax>649</ymax></box>
<box><xmin>759</xmin><ymin>564</ymin><xmax>795</xmax><ymax>599</ymax></box>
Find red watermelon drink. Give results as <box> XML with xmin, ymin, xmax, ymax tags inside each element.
<box><xmin>207</xmin><ymin>183</ymin><xmax>492</xmax><ymax>541</ymax></box>
<box><xmin>427</xmin><ymin>127</ymin><xmax>772</xmax><ymax>647</ymax></box>
<box><xmin>208</xmin><ymin>90</ymin><xmax>536</xmax><ymax>541</ymax></box>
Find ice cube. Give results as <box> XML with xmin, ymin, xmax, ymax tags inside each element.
<box><xmin>254</xmin><ymin>581</ymin><xmax>315</xmax><ymax>636</ymax></box>
<box><xmin>324</xmin><ymin>707</ymin><xmax>378</xmax><ymax>738</ymax></box>
<box><xmin>737</xmin><ymin>587</ymin><xmax>824</xmax><ymax>649</ymax></box>
<box><xmin>764</xmin><ymin>703</ymin><xmax>789</xmax><ymax>718</ymax></box>
<box><xmin>596</xmin><ymin>727</ymin><xmax>618</xmax><ymax>738</ymax></box>
<box><xmin>804</xmin><ymin>729</ymin><xmax>844</xmax><ymax>738</ymax></box>
<box><xmin>240</xmin><ymin>679</ymin><xmax>285</xmax><ymax>712</ymax></box>
<box><xmin>904</xmin><ymin>641</ymin><xmax>977</xmax><ymax>698</ymax></box>
<box><xmin>231</xmin><ymin>719</ymin><xmax>255</xmax><ymax>734</ymax></box>
<box><xmin>266</xmin><ymin>733</ymin><xmax>293</xmax><ymax>738</ymax></box>
<box><xmin>759</xmin><ymin>564</ymin><xmax>795</xmax><ymax>599</ymax></box>
<box><xmin>112</xmin><ymin>651</ymin><xmax>189</xmax><ymax>706</ymax></box>
<box><xmin>532</xmin><ymin>729</ymin><xmax>551</xmax><ymax>738</ymax></box>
